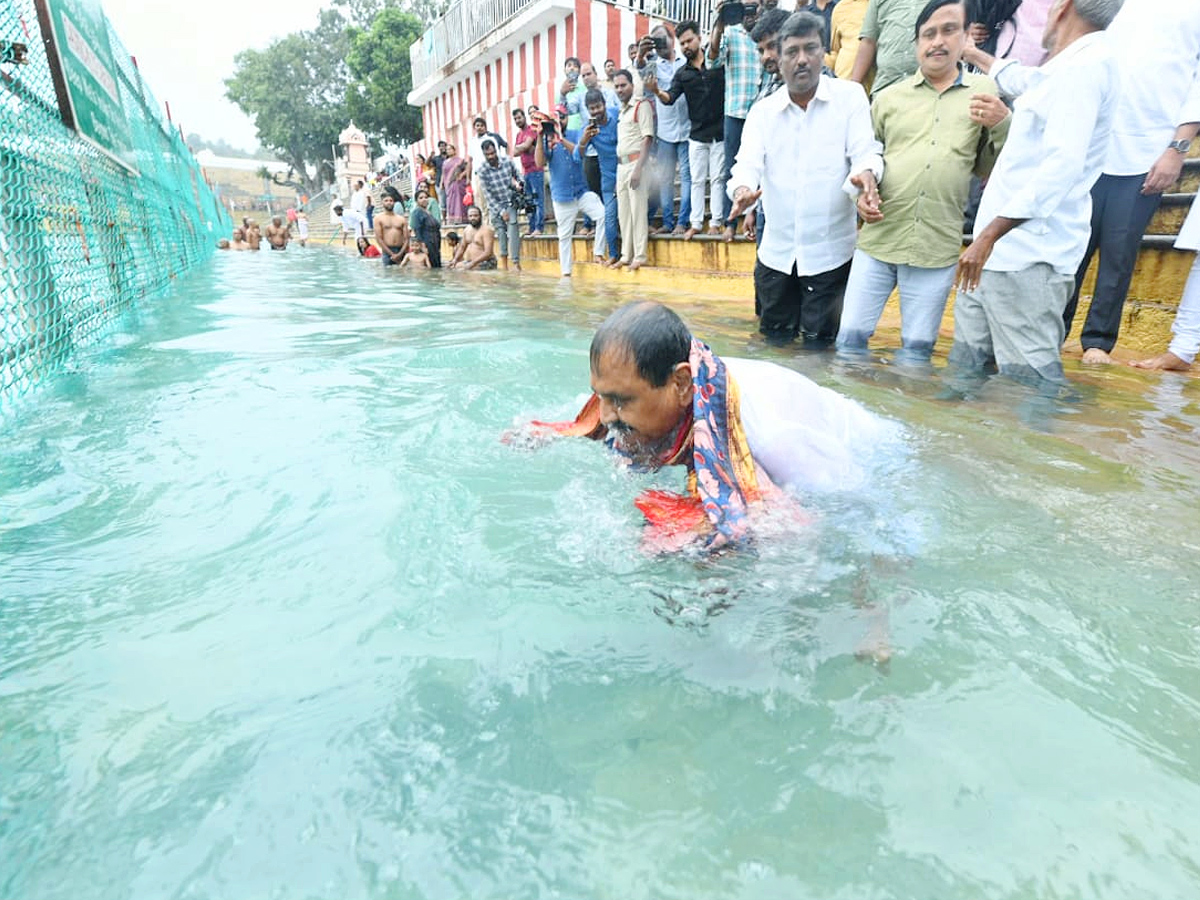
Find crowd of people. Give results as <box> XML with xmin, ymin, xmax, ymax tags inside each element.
<box><xmin>226</xmin><ymin>0</ymin><xmax>1200</xmax><ymax>382</ymax></box>
<box><xmin>219</xmin><ymin>209</ymin><xmax>310</xmax><ymax>252</ymax></box>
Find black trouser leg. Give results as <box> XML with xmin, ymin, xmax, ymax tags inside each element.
<box><xmin>798</xmin><ymin>259</ymin><xmax>851</xmax><ymax>348</ymax></box>
<box><xmin>754</xmin><ymin>260</ymin><xmax>801</xmax><ymax>344</ymax></box>
<box><xmin>1065</xmin><ymin>173</ymin><xmax>1162</xmax><ymax>352</ymax></box>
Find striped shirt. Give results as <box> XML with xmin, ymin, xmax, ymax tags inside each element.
<box><xmin>715</xmin><ymin>25</ymin><xmax>760</xmax><ymax>118</ymax></box>
<box><xmin>477</xmin><ymin>157</ymin><xmax>521</xmax><ymax>212</ymax></box>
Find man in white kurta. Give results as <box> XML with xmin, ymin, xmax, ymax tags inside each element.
<box><xmin>1060</xmin><ymin>0</ymin><xmax>1200</xmax><ymax>363</ymax></box>
<box><xmin>950</xmin><ymin>0</ymin><xmax>1120</xmax><ymax>385</ymax></box>
<box><xmin>727</xmin><ymin>10</ymin><xmax>883</xmax><ymax>347</ymax></box>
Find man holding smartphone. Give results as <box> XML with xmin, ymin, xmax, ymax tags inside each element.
<box><xmin>637</xmin><ymin>25</ymin><xmax>691</xmax><ymax>235</ymax></box>
<box><xmin>645</xmin><ymin>20</ymin><xmax>726</xmax><ymax>240</ymax></box>
<box><xmin>576</xmin><ymin>89</ymin><xmax>622</xmax><ymax>265</ymax></box>
<box><xmin>709</xmin><ymin>0</ymin><xmax>762</xmax><ymax>242</ymax></box>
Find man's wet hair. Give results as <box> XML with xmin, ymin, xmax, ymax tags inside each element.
<box><xmin>915</xmin><ymin>0</ymin><xmax>965</xmax><ymax>37</ymax></box>
<box><xmin>584</xmin><ymin>88</ymin><xmax>605</xmax><ymax>108</ymax></box>
<box><xmin>590</xmin><ymin>301</ymin><xmax>692</xmax><ymax>388</ymax></box>
<box><xmin>751</xmin><ymin>7</ymin><xmax>790</xmax><ymax>43</ymax></box>
<box><xmin>384</xmin><ymin>186</ymin><xmax>401</xmax><ymax>201</ymax></box>
<box><xmin>466</xmin><ymin>205</ymin><xmax>482</xmax><ymax>217</ymax></box>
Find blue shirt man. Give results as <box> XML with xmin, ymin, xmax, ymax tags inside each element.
<box><xmin>535</xmin><ymin>106</ymin><xmax>608</xmax><ymax>276</ymax></box>
<box><xmin>574</xmin><ymin>91</ymin><xmax>622</xmax><ymax>263</ymax></box>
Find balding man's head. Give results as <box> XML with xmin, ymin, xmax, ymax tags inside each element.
<box><xmin>590</xmin><ymin>302</ymin><xmax>692</xmax><ymax>387</ymax></box>
<box><xmin>589</xmin><ymin>303</ymin><xmax>694</xmax><ymax>453</ymax></box>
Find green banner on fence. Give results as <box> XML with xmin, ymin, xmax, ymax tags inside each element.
<box><xmin>35</xmin><ymin>0</ymin><xmax>138</xmax><ymax>174</ymax></box>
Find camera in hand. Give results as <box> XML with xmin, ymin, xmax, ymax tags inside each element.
<box><xmin>512</xmin><ymin>184</ymin><xmax>538</xmax><ymax>215</ymax></box>
<box><xmin>720</xmin><ymin>1</ymin><xmax>746</xmax><ymax>25</ymax></box>
<box><xmin>653</xmin><ymin>35</ymin><xmax>669</xmax><ymax>53</ymax></box>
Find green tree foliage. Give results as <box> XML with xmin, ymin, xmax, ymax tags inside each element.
<box><xmin>335</xmin><ymin>0</ymin><xmax>451</xmax><ymax>29</ymax></box>
<box><xmin>225</xmin><ymin>2</ymin><xmax>447</xmax><ymax>188</ymax></box>
<box><xmin>346</xmin><ymin>8</ymin><xmax>427</xmax><ymax>145</ymax></box>
<box><xmin>224</xmin><ymin>10</ymin><xmax>353</xmax><ymax>193</ymax></box>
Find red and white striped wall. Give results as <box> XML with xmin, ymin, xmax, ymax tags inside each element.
<box><xmin>411</xmin><ymin>0</ymin><xmax>659</xmax><ymax>164</ymax></box>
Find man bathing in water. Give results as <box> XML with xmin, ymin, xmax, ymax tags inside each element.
<box><xmin>229</xmin><ymin>227</ymin><xmax>250</xmax><ymax>250</ymax></box>
<box><xmin>373</xmin><ymin>188</ymin><xmax>410</xmax><ymax>265</ymax></box>
<box><xmin>448</xmin><ymin>206</ymin><xmax>497</xmax><ymax>270</ymax></box>
<box><xmin>244</xmin><ymin>220</ymin><xmax>262</xmax><ymax>250</ymax></box>
<box><xmin>527</xmin><ymin>301</ymin><xmax>900</xmax><ymax>656</ymax></box>
<box><xmin>532</xmin><ymin>300</ymin><xmax>897</xmax><ymax>548</ymax></box>
<box><xmin>265</xmin><ymin>215</ymin><xmax>289</xmax><ymax>250</ymax></box>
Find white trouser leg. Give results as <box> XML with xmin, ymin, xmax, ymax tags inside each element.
<box><xmin>708</xmin><ymin>141</ymin><xmax>726</xmax><ymax>229</ymax></box>
<box><xmin>688</xmin><ymin>139</ymin><xmax>710</xmax><ymax>231</ymax></box>
<box><xmin>1169</xmin><ymin>254</ymin><xmax>1200</xmax><ymax>364</ymax></box>
<box><xmin>552</xmin><ymin>198</ymin><xmax>580</xmax><ymax>275</ymax></box>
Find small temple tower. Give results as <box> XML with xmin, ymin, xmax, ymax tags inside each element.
<box><xmin>334</xmin><ymin>122</ymin><xmax>371</xmax><ymax>201</ymax></box>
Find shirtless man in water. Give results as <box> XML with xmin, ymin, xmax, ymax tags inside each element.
<box><xmin>373</xmin><ymin>188</ymin><xmax>410</xmax><ymax>265</ymax></box>
<box><xmin>245</xmin><ymin>220</ymin><xmax>263</xmax><ymax>250</ymax></box>
<box><xmin>448</xmin><ymin>206</ymin><xmax>497</xmax><ymax>270</ymax></box>
<box><xmin>229</xmin><ymin>227</ymin><xmax>251</xmax><ymax>250</ymax></box>
<box><xmin>265</xmin><ymin>215</ymin><xmax>289</xmax><ymax>250</ymax></box>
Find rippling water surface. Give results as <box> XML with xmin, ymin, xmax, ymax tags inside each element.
<box><xmin>3</xmin><ymin>249</ymin><xmax>1200</xmax><ymax>899</ymax></box>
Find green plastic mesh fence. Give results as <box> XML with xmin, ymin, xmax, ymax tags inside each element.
<box><xmin>0</xmin><ymin>0</ymin><xmax>229</xmax><ymax>402</ymax></box>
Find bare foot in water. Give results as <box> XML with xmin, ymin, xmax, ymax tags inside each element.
<box><xmin>854</xmin><ymin>603</ymin><xmax>892</xmax><ymax>667</ymax></box>
<box><xmin>1081</xmin><ymin>347</ymin><xmax>1114</xmax><ymax>364</ymax></box>
<box><xmin>1130</xmin><ymin>351</ymin><xmax>1191</xmax><ymax>371</ymax></box>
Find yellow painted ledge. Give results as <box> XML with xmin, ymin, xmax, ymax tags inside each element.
<box><xmin>513</xmin><ymin>235</ymin><xmax>1196</xmax><ymax>354</ymax></box>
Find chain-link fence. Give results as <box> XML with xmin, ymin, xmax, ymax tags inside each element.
<box><xmin>1</xmin><ymin>0</ymin><xmax>229</xmax><ymax>402</ymax></box>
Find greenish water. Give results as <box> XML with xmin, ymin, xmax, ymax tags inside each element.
<box><xmin>3</xmin><ymin>249</ymin><xmax>1200</xmax><ymax>900</ymax></box>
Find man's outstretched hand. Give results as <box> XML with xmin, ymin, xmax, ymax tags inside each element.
<box><xmin>728</xmin><ymin>187</ymin><xmax>762</xmax><ymax>224</ymax></box>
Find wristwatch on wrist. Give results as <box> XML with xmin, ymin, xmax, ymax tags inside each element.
<box><xmin>1168</xmin><ymin>138</ymin><xmax>1192</xmax><ymax>154</ymax></box>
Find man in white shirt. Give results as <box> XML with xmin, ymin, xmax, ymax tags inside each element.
<box><xmin>347</xmin><ymin>180</ymin><xmax>369</xmax><ymax>238</ymax></box>
<box><xmin>1061</xmin><ymin>0</ymin><xmax>1200</xmax><ymax>364</ymax></box>
<box><xmin>951</xmin><ymin>0</ymin><xmax>1121</xmax><ymax>386</ymax></box>
<box><xmin>531</xmin><ymin>301</ymin><xmax>898</xmax><ymax>551</ymax></box>
<box><xmin>727</xmin><ymin>10</ymin><xmax>883</xmax><ymax>346</ymax></box>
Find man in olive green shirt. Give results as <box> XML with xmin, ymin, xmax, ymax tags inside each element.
<box><xmin>837</xmin><ymin>0</ymin><xmax>1010</xmax><ymax>363</ymax></box>
<box><xmin>849</xmin><ymin>0</ymin><xmax>925</xmax><ymax>95</ymax></box>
